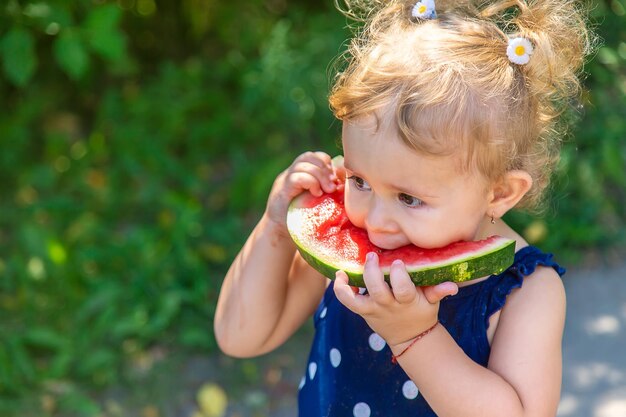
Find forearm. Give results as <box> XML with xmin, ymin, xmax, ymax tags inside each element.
<box><xmin>393</xmin><ymin>325</ymin><xmax>529</xmax><ymax>417</ymax></box>
<box><xmin>214</xmin><ymin>214</ymin><xmax>297</xmax><ymax>356</ymax></box>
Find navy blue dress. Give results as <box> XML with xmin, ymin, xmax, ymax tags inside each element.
<box><xmin>297</xmin><ymin>246</ymin><xmax>566</xmax><ymax>417</ymax></box>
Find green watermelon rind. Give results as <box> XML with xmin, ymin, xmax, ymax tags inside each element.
<box><xmin>292</xmin><ymin>238</ymin><xmax>515</xmax><ymax>287</ymax></box>
<box><xmin>293</xmin><ymin>234</ymin><xmax>515</xmax><ymax>287</ymax></box>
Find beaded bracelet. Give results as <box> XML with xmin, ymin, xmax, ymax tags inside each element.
<box><xmin>391</xmin><ymin>321</ymin><xmax>439</xmax><ymax>364</ymax></box>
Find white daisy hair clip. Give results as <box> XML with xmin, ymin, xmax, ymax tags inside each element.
<box><xmin>412</xmin><ymin>0</ymin><xmax>437</xmax><ymax>20</ymax></box>
<box><xmin>507</xmin><ymin>37</ymin><xmax>534</xmax><ymax>65</ymax></box>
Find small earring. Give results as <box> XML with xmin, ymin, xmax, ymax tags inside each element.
<box><xmin>491</xmin><ymin>213</ymin><xmax>496</xmax><ymax>224</ymax></box>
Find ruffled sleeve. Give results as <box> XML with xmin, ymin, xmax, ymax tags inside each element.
<box><xmin>484</xmin><ymin>245</ymin><xmax>566</xmax><ymax>324</ymax></box>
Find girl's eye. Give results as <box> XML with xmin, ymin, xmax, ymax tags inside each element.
<box><xmin>348</xmin><ymin>175</ymin><xmax>371</xmax><ymax>191</ymax></box>
<box><xmin>398</xmin><ymin>193</ymin><xmax>423</xmax><ymax>208</ymax></box>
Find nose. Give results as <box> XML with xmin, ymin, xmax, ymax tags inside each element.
<box><xmin>365</xmin><ymin>197</ymin><xmax>397</xmax><ymax>234</ymax></box>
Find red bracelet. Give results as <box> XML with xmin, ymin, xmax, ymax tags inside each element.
<box><xmin>391</xmin><ymin>321</ymin><xmax>439</xmax><ymax>364</ymax></box>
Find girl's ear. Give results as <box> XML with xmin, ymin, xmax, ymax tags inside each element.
<box><xmin>488</xmin><ymin>170</ymin><xmax>533</xmax><ymax>219</ymax></box>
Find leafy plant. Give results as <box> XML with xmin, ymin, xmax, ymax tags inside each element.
<box><xmin>1</xmin><ymin>1</ymin><xmax>130</xmax><ymax>85</ymax></box>
<box><xmin>0</xmin><ymin>0</ymin><xmax>624</xmax><ymax>415</ymax></box>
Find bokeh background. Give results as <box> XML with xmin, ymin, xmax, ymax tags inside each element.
<box><xmin>0</xmin><ymin>0</ymin><xmax>624</xmax><ymax>416</ymax></box>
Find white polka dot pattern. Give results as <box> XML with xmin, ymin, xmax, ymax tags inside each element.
<box><xmin>353</xmin><ymin>402</ymin><xmax>371</xmax><ymax>417</ymax></box>
<box><xmin>368</xmin><ymin>332</ymin><xmax>386</xmax><ymax>351</ymax></box>
<box><xmin>295</xmin><ymin>249</ymin><xmax>557</xmax><ymax>415</ymax></box>
<box><xmin>402</xmin><ymin>380</ymin><xmax>419</xmax><ymax>399</ymax></box>
<box><xmin>330</xmin><ymin>348</ymin><xmax>341</xmax><ymax>368</ymax></box>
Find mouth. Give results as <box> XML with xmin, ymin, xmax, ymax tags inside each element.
<box><xmin>367</xmin><ymin>232</ymin><xmax>406</xmax><ymax>251</ymax></box>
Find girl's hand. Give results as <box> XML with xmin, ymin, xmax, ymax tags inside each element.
<box><xmin>265</xmin><ymin>151</ymin><xmax>344</xmax><ymax>233</ymax></box>
<box><xmin>334</xmin><ymin>252</ymin><xmax>458</xmax><ymax>348</ymax></box>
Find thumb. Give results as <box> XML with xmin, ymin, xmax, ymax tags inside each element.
<box><xmin>422</xmin><ymin>282</ymin><xmax>458</xmax><ymax>304</ymax></box>
<box><xmin>331</xmin><ymin>155</ymin><xmax>346</xmax><ymax>184</ymax></box>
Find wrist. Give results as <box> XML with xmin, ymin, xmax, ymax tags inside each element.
<box><xmin>260</xmin><ymin>212</ymin><xmax>293</xmax><ymax>241</ymax></box>
<box><xmin>390</xmin><ymin>321</ymin><xmax>440</xmax><ymax>364</ymax></box>
<box><xmin>389</xmin><ymin>320</ymin><xmax>440</xmax><ymax>352</ymax></box>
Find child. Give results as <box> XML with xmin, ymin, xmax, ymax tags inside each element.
<box><xmin>214</xmin><ymin>0</ymin><xmax>594</xmax><ymax>415</ymax></box>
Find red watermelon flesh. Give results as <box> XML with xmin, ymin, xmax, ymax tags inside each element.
<box><xmin>287</xmin><ymin>190</ymin><xmax>516</xmax><ymax>287</ymax></box>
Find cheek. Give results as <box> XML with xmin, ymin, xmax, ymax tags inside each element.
<box><xmin>344</xmin><ymin>188</ymin><xmax>367</xmax><ymax>228</ymax></box>
<box><xmin>422</xmin><ymin>207</ymin><xmax>484</xmax><ymax>245</ymax></box>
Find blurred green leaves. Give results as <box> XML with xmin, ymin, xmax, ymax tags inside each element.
<box><xmin>53</xmin><ymin>30</ymin><xmax>89</xmax><ymax>80</ymax></box>
<box><xmin>0</xmin><ymin>27</ymin><xmax>37</xmax><ymax>86</ymax></box>
<box><xmin>0</xmin><ymin>0</ymin><xmax>624</xmax><ymax>415</ymax></box>
<box><xmin>1</xmin><ymin>2</ymin><xmax>128</xmax><ymax>85</ymax></box>
<box><xmin>1</xmin><ymin>1</ymin><xmax>345</xmax><ymax>414</ymax></box>
<box><xmin>84</xmin><ymin>5</ymin><xmax>126</xmax><ymax>62</ymax></box>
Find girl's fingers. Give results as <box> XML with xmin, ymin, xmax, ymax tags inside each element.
<box><xmin>295</xmin><ymin>152</ymin><xmax>333</xmax><ymax>175</ymax></box>
<box><xmin>363</xmin><ymin>252</ymin><xmax>394</xmax><ymax>305</ymax></box>
<box><xmin>389</xmin><ymin>260</ymin><xmax>417</xmax><ymax>304</ymax></box>
<box><xmin>312</xmin><ymin>151</ymin><xmax>332</xmax><ymax>166</ymax></box>
<box><xmin>330</xmin><ymin>155</ymin><xmax>346</xmax><ymax>184</ymax></box>
<box><xmin>333</xmin><ymin>164</ymin><xmax>346</xmax><ymax>184</ymax></box>
<box><xmin>287</xmin><ymin>172</ymin><xmax>324</xmax><ymax>197</ymax></box>
<box><xmin>290</xmin><ymin>160</ymin><xmax>336</xmax><ymax>194</ymax></box>
<box><xmin>422</xmin><ymin>282</ymin><xmax>459</xmax><ymax>304</ymax></box>
<box><xmin>334</xmin><ymin>270</ymin><xmax>371</xmax><ymax>314</ymax></box>
<box><xmin>266</xmin><ymin>152</ymin><xmax>335</xmax><ymax>224</ymax></box>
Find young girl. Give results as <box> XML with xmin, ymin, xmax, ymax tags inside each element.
<box><xmin>214</xmin><ymin>0</ymin><xmax>594</xmax><ymax>415</ymax></box>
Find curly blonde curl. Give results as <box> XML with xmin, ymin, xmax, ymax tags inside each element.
<box><xmin>330</xmin><ymin>0</ymin><xmax>598</xmax><ymax>211</ymax></box>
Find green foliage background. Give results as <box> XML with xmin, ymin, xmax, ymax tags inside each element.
<box><xmin>0</xmin><ymin>0</ymin><xmax>624</xmax><ymax>415</ymax></box>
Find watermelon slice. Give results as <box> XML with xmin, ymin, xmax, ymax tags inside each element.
<box><xmin>287</xmin><ymin>190</ymin><xmax>515</xmax><ymax>287</ymax></box>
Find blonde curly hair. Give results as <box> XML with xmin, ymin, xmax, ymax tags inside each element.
<box><xmin>329</xmin><ymin>0</ymin><xmax>596</xmax><ymax>210</ymax></box>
